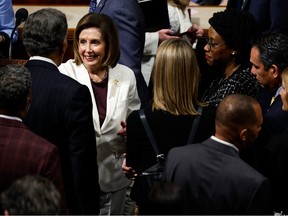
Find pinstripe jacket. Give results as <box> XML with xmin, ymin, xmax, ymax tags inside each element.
<box><xmin>24</xmin><ymin>59</ymin><xmax>100</xmax><ymax>214</ymax></box>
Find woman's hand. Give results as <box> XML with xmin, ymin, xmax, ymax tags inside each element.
<box><xmin>122</xmin><ymin>156</ymin><xmax>137</xmax><ymax>179</ymax></box>
<box><xmin>117</xmin><ymin>121</ymin><xmax>127</xmax><ymax>140</ymax></box>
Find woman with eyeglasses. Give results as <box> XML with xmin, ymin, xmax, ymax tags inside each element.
<box><xmin>201</xmin><ymin>9</ymin><xmax>260</xmax><ymax>107</ymax></box>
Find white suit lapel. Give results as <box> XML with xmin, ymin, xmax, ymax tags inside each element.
<box><xmin>101</xmin><ymin>68</ymin><xmax>121</xmax><ymax>129</ymax></box>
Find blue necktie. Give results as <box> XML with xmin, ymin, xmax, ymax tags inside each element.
<box><xmin>89</xmin><ymin>0</ymin><xmax>97</xmax><ymax>12</ymax></box>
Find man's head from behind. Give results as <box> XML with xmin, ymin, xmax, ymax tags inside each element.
<box><xmin>250</xmin><ymin>32</ymin><xmax>288</xmax><ymax>91</ymax></box>
<box><xmin>0</xmin><ymin>175</ymin><xmax>61</xmax><ymax>215</ymax></box>
<box><xmin>215</xmin><ymin>94</ymin><xmax>263</xmax><ymax>150</ymax></box>
<box><xmin>0</xmin><ymin>64</ymin><xmax>31</xmax><ymax>118</ymax></box>
<box><xmin>22</xmin><ymin>8</ymin><xmax>68</xmax><ymax>64</ymax></box>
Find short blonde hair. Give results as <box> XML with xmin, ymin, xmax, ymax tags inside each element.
<box><xmin>152</xmin><ymin>38</ymin><xmax>202</xmax><ymax>116</ymax></box>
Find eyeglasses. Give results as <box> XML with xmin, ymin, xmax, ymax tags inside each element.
<box><xmin>206</xmin><ymin>38</ymin><xmax>226</xmax><ymax>50</ymax></box>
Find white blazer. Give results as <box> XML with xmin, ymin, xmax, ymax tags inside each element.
<box><xmin>59</xmin><ymin>59</ymin><xmax>141</xmax><ymax>192</ymax></box>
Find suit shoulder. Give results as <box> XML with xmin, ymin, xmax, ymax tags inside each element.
<box><xmin>111</xmin><ymin>64</ymin><xmax>136</xmax><ymax>79</ymax></box>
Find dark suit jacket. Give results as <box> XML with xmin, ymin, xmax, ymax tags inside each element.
<box><xmin>264</xmin><ymin>95</ymin><xmax>288</xmax><ymax>136</ymax></box>
<box><xmin>24</xmin><ymin>60</ymin><xmax>100</xmax><ymax>215</ymax></box>
<box><xmin>90</xmin><ymin>0</ymin><xmax>149</xmax><ymax>106</ymax></box>
<box><xmin>162</xmin><ymin>138</ymin><xmax>272</xmax><ymax>214</ymax></box>
<box><xmin>227</xmin><ymin>0</ymin><xmax>288</xmax><ymax>35</ymax></box>
<box><xmin>0</xmin><ymin>117</ymin><xmax>65</xmax><ymax>209</ymax></box>
<box><xmin>260</xmin><ymin>131</ymin><xmax>288</xmax><ymax>214</ymax></box>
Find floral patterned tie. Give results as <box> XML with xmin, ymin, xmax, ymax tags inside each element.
<box><xmin>89</xmin><ymin>0</ymin><xmax>97</xmax><ymax>12</ymax></box>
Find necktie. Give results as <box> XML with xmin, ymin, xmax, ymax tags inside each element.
<box><xmin>89</xmin><ymin>0</ymin><xmax>97</xmax><ymax>12</ymax></box>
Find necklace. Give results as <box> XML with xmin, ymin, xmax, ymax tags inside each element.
<box><xmin>225</xmin><ymin>64</ymin><xmax>241</xmax><ymax>79</ymax></box>
<box><xmin>89</xmin><ymin>69</ymin><xmax>108</xmax><ymax>83</ymax></box>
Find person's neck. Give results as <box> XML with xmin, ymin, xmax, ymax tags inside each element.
<box><xmin>48</xmin><ymin>52</ymin><xmax>62</xmax><ymax>66</ymax></box>
<box><xmin>224</xmin><ymin>62</ymin><xmax>241</xmax><ymax>79</ymax></box>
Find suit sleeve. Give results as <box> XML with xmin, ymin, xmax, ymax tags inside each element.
<box><xmin>247</xmin><ymin>178</ymin><xmax>272</xmax><ymax>214</ymax></box>
<box><xmin>269</xmin><ymin>0</ymin><xmax>288</xmax><ymax>35</ymax></box>
<box><xmin>64</xmin><ymin>84</ymin><xmax>100</xmax><ymax>214</ymax></box>
<box><xmin>41</xmin><ymin>145</ymin><xmax>67</xmax><ymax>213</ymax></box>
<box><xmin>111</xmin><ymin>7</ymin><xmax>149</xmax><ymax>106</ymax></box>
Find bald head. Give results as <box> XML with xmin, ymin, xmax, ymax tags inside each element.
<box><xmin>215</xmin><ymin>94</ymin><xmax>263</xmax><ymax>148</ymax></box>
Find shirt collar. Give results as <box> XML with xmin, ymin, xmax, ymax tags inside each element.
<box><xmin>275</xmin><ymin>85</ymin><xmax>282</xmax><ymax>98</ymax></box>
<box><xmin>29</xmin><ymin>56</ymin><xmax>58</xmax><ymax>67</ymax></box>
<box><xmin>211</xmin><ymin>135</ymin><xmax>239</xmax><ymax>152</ymax></box>
<box><xmin>0</xmin><ymin>114</ymin><xmax>22</xmax><ymax>122</ymax></box>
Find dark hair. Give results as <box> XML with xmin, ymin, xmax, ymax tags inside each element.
<box><xmin>73</xmin><ymin>12</ymin><xmax>120</xmax><ymax>68</ymax></box>
<box><xmin>23</xmin><ymin>8</ymin><xmax>67</xmax><ymax>56</ymax></box>
<box><xmin>143</xmin><ymin>181</ymin><xmax>184</xmax><ymax>215</ymax></box>
<box><xmin>252</xmin><ymin>31</ymin><xmax>288</xmax><ymax>72</ymax></box>
<box><xmin>0</xmin><ymin>175</ymin><xmax>61</xmax><ymax>215</ymax></box>
<box><xmin>209</xmin><ymin>9</ymin><xmax>258</xmax><ymax>64</ymax></box>
<box><xmin>0</xmin><ymin>64</ymin><xmax>31</xmax><ymax>114</ymax></box>
<box><xmin>216</xmin><ymin>94</ymin><xmax>258</xmax><ymax>129</ymax></box>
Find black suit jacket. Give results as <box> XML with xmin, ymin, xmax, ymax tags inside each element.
<box><xmin>263</xmin><ymin>95</ymin><xmax>288</xmax><ymax>136</ymax></box>
<box><xmin>163</xmin><ymin>138</ymin><xmax>271</xmax><ymax>214</ymax></box>
<box><xmin>260</xmin><ymin>131</ymin><xmax>288</xmax><ymax>214</ymax></box>
<box><xmin>24</xmin><ymin>60</ymin><xmax>100</xmax><ymax>214</ymax></box>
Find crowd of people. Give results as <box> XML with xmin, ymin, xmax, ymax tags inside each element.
<box><xmin>1</xmin><ymin>0</ymin><xmax>288</xmax><ymax>215</ymax></box>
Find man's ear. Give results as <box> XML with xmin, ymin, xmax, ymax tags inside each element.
<box><xmin>240</xmin><ymin>128</ymin><xmax>248</xmax><ymax>143</ymax></box>
<box><xmin>58</xmin><ymin>39</ymin><xmax>68</xmax><ymax>56</ymax></box>
<box><xmin>25</xmin><ymin>95</ymin><xmax>31</xmax><ymax>112</ymax></box>
<box><xmin>270</xmin><ymin>64</ymin><xmax>280</xmax><ymax>78</ymax></box>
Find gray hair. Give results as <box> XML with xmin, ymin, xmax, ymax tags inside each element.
<box><xmin>23</xmin><ymin>8</ymin><xmax>67</xmax><ymax>56</ymax></box>
<box><xmin>0</xmin><ymin>175</ymin><xmax>61</xmax><ymax>215</ymax></box>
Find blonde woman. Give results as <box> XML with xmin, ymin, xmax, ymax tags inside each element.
<box><xmin>126</xmin><ymin>38</ymin><xmax>215</xmax><ymax>213</ymax></box>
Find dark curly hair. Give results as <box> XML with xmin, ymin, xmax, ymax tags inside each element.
<box><xmin>209</xmin><ymin>9</ymin><xmax>259</xmax><ymax>64</ymax></box>
<box><xmin>0</xmin><ymin>64</ymin><xmax>31</xmax><ymax>114</ymax></box>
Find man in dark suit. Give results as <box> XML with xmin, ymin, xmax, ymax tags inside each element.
<box><xmin>250</xmin><ymin>32</ymin><xmax>288</xmax><ymax>214</ymax></box>
<box><xmin>0</xmin><ymin>65</ymin><xmax>65</xmax><ymax>212</ymax></box>
<box><xmin>22</xmin><ymin>8</ymin><xmax>100</xmax><ymax>215</ymax></box>
<box><xmin>89</xmin><ymin>0</ymin><xmax>149</xmax><ymax>107</ymax></box>
<box><xmin>162</xmin><ymin>94</ymin><xmax>271</xmax><ymax>214</ymax></box>
<box><xmin>227</xmin><ymin>0</ymin><xmax>288</xmax><ymax>35</ymax></box>
<box><xmin>250</xmin><ymin>32</ymin><xmax>288</xmax><ymax>137</ymax></box>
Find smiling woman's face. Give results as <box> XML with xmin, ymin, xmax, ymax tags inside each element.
<box><xmin>78</xmin><ymin>27</ymin><xmax>106</xmax><ymax>72</ymax></box>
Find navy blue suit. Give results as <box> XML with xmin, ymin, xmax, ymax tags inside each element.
<box><xmin>227</xmin><ymin>0</ymin><xmax>288</xmax><ymax>35</ymax></box>
<box><xmin>90</xmin><ymin>0</ymin><xmax>149</xmax><ymax>107</ymax></box>
<box><xmin>263</xmin><ymin>95</ymin><xmax>288</xmax><ymax>136</ymax></box>
<box><xmin>24</xmin><ymin>60</ymin><xmax>100</xmax><ymax>215</ymax></box>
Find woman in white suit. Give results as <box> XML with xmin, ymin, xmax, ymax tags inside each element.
<box><xmin>59</xmin><ymin>13</ymin><xmax>140</xmax><ymax>215</ymax></box>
